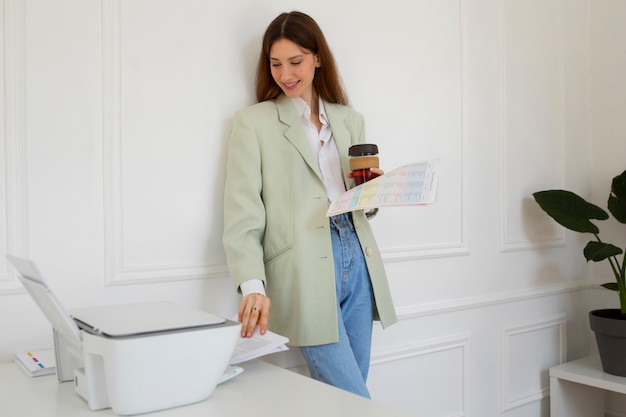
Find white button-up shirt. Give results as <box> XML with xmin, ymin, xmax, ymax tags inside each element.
<box><xmin>291</xmin><ymin>96</ymin><xmax>346</xmax><ymax>204</ymax></box>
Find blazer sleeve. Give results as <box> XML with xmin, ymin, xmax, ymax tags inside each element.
<box><xmin>222</xmin><ymin>110</ymin><xmax>268</xmax><ymax>289</ymax></box>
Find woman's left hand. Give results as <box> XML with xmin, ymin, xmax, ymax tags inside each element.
<box><xmin>238</xmin><ymin>293</ymin><xmax>271</xmax><ymax>338</ymax></box>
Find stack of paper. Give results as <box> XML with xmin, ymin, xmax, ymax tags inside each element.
<box><xmin>14</xmin><ymin>349</ymin><xmax>56</xmax><ymax>377</ymax></box>
<box><xmin>229</xmin><ymin>326</ymin><xmax>289</xmax><ymax>365</ymax></box>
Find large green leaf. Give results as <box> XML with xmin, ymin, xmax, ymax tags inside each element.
<box><xmin>533</xmin><ymin>190</ymin><xmax>608</xmax><ymax>233</ymax></box>
<box><xmin>608</xmin><ymin>170</ymin><xmax>626</xmax><ymax>224</ymax></box>
<box><xmin>584</xmin><ymin>241</ymin><xmax>623</xmax><ymax>262</ymax></box>
<box><xmin>602</xmin><ymin>282</ymin><xmax>619</xmax><ymax>292</ymax></box>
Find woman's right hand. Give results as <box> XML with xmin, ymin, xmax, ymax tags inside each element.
<box><xmin>238</xmin><ymin>293</ymin><xmax>271</xmax><ymax>338</ymax></box>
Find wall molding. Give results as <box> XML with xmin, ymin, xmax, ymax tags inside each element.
<box><xmin>498</xmin><ymin>0</ymin><xmax>566</xmax><ymax>253</ymax></box>
<box><xmin>382</xmin><ymin>240</ymin><xmax>470</xmax><ymax>263</ymax></box>
<box><xmin>371</xmin><ymin>334</ymin><xmax>470</xmax><ymax>417</ymax></box>
<box><xmin>395</xmin><ymin>279</ymin><xmax>590</xmax><ymax>321</ymax></box>
<box><xmin>101</xmin><ymin>0</ymin><xmax>228</xmax><ymax>286</ymax></box>
<box><xmin>381</xmin><ymin>0</ymin><xmax>469</xmax><ymax>263</ymax></box>
<box><xmin>1</xmin><ymin>0</ymin><xmax>28</xmax><ymax>295</ymax></box>
<box><xmin>457</xmin><ymin>0</ymin><xmax>470</xmax><ymax>263</ymax></box>
<box><xmin>286</xmin><ymin>334</ymin><xmax>471</xmax><ymax>408</ymax></box>
<box><xmin>500</xmin><ymin>313</ymin><xmax>566</xmax><ymax>412</ymax></box>
<box><xmin>371</xmin><ymin>333</ymin><xmax>470</xmax><ymax>366</ymax></box>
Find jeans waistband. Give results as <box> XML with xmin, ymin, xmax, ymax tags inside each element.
<box><xmin>329</xmin><ymin>212</ymin><xmax>354</xmax><ymax>232</ymax></box>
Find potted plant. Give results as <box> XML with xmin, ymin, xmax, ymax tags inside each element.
<box><xmin>533</xmin><ymin>169</ymin><xmax>626</xmax><ymax>376</ymax></box>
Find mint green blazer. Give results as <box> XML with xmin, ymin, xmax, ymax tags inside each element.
<box><xmin>223</xmin><ymin>95</ymin><xmax>397</xmax><ymax>346</ymax></box>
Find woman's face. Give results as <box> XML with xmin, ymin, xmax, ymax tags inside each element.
<box><xmin>269</xmin><ymin>38</ymin><xmax>320</xmax><ymax>107</ymax></box>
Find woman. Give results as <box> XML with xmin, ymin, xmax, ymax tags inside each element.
<box><xmin>223</xmin><ymin>11</ymin><xmax>397</xmax><ymax>398</ymax></box>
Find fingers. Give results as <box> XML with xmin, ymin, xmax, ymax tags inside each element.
<box><xmin>256</xmin><ymin>296</ymin><xmax>270</xmax><ymax>335</ymax></box>
<box><xmin>238</xmin><ymin>293</ymin><xmax>271</xmax><ymax>338</ymax></box>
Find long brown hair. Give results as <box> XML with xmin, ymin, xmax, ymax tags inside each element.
<box><xmin>256</xmin><ymin>11</ymin><xmax>348</xmax><ymax>105</ymax></box>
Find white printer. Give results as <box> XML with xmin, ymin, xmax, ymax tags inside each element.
<box><xmin>7</xmin><ymin>255</ymin><xmax>241</xmax><ymax>415</ymax></box>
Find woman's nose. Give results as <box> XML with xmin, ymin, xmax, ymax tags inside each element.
<box><xmin>280</xmin><ymin>67</ymin><xmax>293</xmax><ymax>81</ymax></box>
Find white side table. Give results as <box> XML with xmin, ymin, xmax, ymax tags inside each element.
<box><xmin>550</xmin><ymin>355</ymin><xmax>626</xmax><ymax>417</ymax></box>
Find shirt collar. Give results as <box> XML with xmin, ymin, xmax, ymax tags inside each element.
<box><xmin>291</xmin><ymin>96</ymin><xmax>329</xmax><ymax>126</ymax></box>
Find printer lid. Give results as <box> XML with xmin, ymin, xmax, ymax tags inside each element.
<box><xmin>6</xmin><ymin>255</ymin><xmax>227</xmax><ymax>340</ymax></box>
<box><xmin>70</xmin><ymin>301</ymin><xmax>226</xmax><ymax>337</ymax></box>
<box><xmin>6</xmin><ymin>255</ymin><xmax>82</xmax><ymax>346</ymax></box>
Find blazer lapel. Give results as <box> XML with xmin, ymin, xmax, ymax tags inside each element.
<box><xmin>276</xmin><ymin>95</ymin><xmax>322</xmax><ymax>178</ymax></box>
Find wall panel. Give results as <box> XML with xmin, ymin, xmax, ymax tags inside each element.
<box><xmin>499</xmin><ymin>0</ymin><xmax>566</xmax><ymax>252</ymax></box>
<box><xmin>103</xmin><ymin>0</ymin><xmax>232</xmax><ymax>284</ymax></box>
<box><xmin>352</xmin><ymin>0</ymin><xmax>468</xmax><ymax>261</ymax></box>
<box><xmin>500</xmin><ymin>314</ymin><xmax>566</xmax><ymax>411</ymax></box>
<box><xmin>369</xmin><ymin>335</ymin><xmax>469</xmax><ymax>417</ymax></box>
<box><xmin>1</xmin><ymin>0</ymin><xmax>27</xmax><ymax>294</ymax></box>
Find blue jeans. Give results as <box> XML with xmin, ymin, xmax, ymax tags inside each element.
<box><xmin>300</xmin><ymin>213</ymin><xmax>374</xmax><ymax>398</ymax></box>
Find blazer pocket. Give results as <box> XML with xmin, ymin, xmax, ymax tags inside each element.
<box><xmin>264</xmin><ymin>244</ymin><xmax>293</xmax><ymax>265</ymax></box>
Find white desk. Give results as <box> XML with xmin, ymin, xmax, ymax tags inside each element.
<box><xmin>550</xmin><ymin>355</ymin><xmax>626</xmax><ymax>417</ymax></box>
<box><xmin>0</xmin><ymin>360</ymin><xmax>412</xmax><ymax>417</ymax></box>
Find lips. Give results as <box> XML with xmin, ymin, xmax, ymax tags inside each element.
<box><xmin>282</xmin><ymin>80</ymin><xmax>300</xmax><ymax>91</ymax></box>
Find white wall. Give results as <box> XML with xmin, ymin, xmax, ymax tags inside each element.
<box><xmin>590</xmin><ymin>2</ymin><xmax>626</xmax><ymax>415</ymax></box>
<box><xmin>1</xmin><ymin>0</ymin><xmax>620</xmax><ymax>416</ymax></box>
